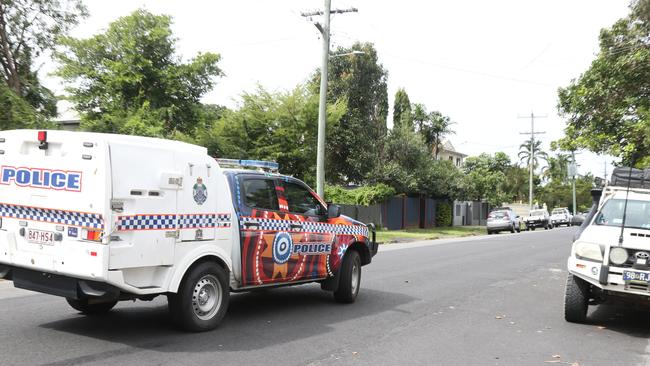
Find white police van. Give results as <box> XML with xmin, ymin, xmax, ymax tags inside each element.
<box><xmin>565</xmin><ymin>168</ymin><xmax>650</xmax><ymax>322</ymax></box>
<box><xmin>0</xmin><ymin>130</ymin><xmax>377</xmax><ymax>331</ymax></box>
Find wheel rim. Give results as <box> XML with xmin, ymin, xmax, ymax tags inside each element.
<box><xmin>351</xmin><ymin>260</ymin><xmax>360</xmax><ymax>294</ymax></box>
<box><xmin>192</xmin><ymin>274</ymin><xmax>222</xmax><ymax>321</ymax></box>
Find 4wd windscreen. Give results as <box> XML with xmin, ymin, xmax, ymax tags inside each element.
<box><xmin>552</xmin><ymin>209</ymin><xmax>565</xmax><ymax>215</ymax></box>
<box><xmin>530</xmin><ymin>210</ymin><xmax>546</xmax><ymax>216</ymax></box>
<box><xmin>595</xmin><ymin>199</ymin><xmax>650</xmax><ymax>230</ymax></box>
<box><xmin>489</xmin><ymin>211</ymin><xmax>508</xmax><ymax>219</ymax></box>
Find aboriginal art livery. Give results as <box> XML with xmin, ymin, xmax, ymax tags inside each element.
<box><xmin>231</xmin><ymin>172</ymin><xmax>372</xmax><ymax>287</ymax></box>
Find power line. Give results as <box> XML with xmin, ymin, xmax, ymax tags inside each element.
<box><xmin>519</xmin><ymin>112</ymin><xmax>547</xmax><ymax>210</ymax></box>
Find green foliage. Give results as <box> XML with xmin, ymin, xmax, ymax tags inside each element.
<box><xmin>542</xmin><ymin>154</ymin><xmax>571</xmax><ymax>183</ymax></box>
<box><xmin>557</xmin><ymin>0</ymin><xmax>650</xmax><ymax>166</ymax></box>
<box><xmin>518</xmin><ymin>138</ymin><xmax>548</xmax><ymax>171</ymax></box>
<box><xmin>460</xmin><ymin>152</ymin><xmax>512</xmax><ymax>206</ymax></box>
<box><xmin>55</xmin><ymin>9</ymin><xmax>222</xmax><ymax>137</ymax></box>
<box><xmin>0</xmin><ymin>0</ymin><xmax>87</xmax><ymax>119</ymax></box>
<box><xmin>324</xmin><ymin>183</ymin><xmax>396</xmax><ymax>206</ymax></box>
<box><xmin>0</xmin><ymin>83</ymin><xmax>53</xmax><ymax>129</ymax></box>
<box><xmin>436</xmin><ymin>201</ymin><xmax>452</xmax><ymax>227</ymax></box>
<box><xmin>393</xmin><ymin>88</ymin><xmax>412</xmax><ymax>130</ymax></box>
<box><xmin>312</xmin><ymin>42</ymin><xmax>389</xmax><ymax>184</ymax></box>
<box><xmin>201</xmin><ymin>85</ymin><xmax>346</xmax><ymax>185</ymax></box>
<box><xmin>372</xmin><ymin>125</ymin><xmax>462</xmax><ymax>198</ymax></box>
<box><xmin>538</xmin><ymin>174</ymin><xmax>594</xmax><ymax>211</ymax></box>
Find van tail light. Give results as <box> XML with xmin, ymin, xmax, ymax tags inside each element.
<box><xmin>82</xmin><ymin>229</ymin><xmax>102</xmax><ymax>242</ymax></box>
<box><xmin>38</xmin><ymin>130</ymin><xmax>48</xmax><ymax>150</ymax></box>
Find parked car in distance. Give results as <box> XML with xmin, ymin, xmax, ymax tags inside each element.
<box><xmin>550</xmin><ymin>207</ymin><xmax>573</xmax><ymax>227</ymax></box>
<box><xmin>487</xmin><ymin>208</ymin><xmax>521</xmax><ymax>234</ymax></box>
<box><xmin>524</xmin><ymin>209</ymin><xmax>552</xmax><ymax>230</ymax></box>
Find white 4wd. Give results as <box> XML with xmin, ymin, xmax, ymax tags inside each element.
<box><xmin>565</xmin><ymin>185</ymin><xmax>650</xmax><ymax>323</ymax></box>
<box><xmin>0</xmin><ymin>130</ymin><xmax>377</xmax><ymax>331</ymax></box>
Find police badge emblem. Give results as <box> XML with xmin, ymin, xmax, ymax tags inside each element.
<box><xmin>193</xmin><ymin>177</ymin><xmax>207</xmax><ymax>205</ymax></box>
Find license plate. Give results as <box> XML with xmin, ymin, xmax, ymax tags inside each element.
<box><xmin>27</xmin><ymin>229</ymin><xmax>54</xmax><ymax>245</ymax></box>
<box><xmin>623</xmin><ymin>270</ymin><xmax>650</xmax><ymax>282</ymax></box>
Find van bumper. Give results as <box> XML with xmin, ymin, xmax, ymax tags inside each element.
<box><xmin>0</xmin><ymin>264</ymin><xmax>120</xmax><ymax>301</ymax></box>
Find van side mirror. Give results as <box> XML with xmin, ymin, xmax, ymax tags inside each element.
<box><xmin>327</xmin><ymin>204</ymin><xmax>341</xmax><ymax>219</ymax></box>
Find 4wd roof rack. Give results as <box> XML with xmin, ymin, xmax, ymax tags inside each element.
<box><xmin>216</xmin><ymin>159</ymin><xmax>279</xmax><ymax>172</ymax></box>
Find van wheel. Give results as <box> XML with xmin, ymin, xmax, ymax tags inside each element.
<box><xmin>168</xmin><ymin>261</ymin><xmax>230</xmax><ymax>332</ymax></box>
<box><xmin>564</xmin><ymin>274</ymin><xmax>589</xmax><ymax>323</ymax></box>
<box><xmin>66</xmin><ymin>298</ymin><xmax>117</xmax><ymax>315</ymax></box>
<box><xmin>334</xmin><ymin>250</ymin><xmax>361</xmax><ymax>303</ymax></box>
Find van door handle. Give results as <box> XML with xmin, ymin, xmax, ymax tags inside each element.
<box><xmin>290</xmin><ymin>223</ymin><xmax>303</xmax><ymax>230</ymax></box>
<box><xmin>243</xmin><ymin>221</ymin><xmax>259</xmax><ymax>228</ymax></box>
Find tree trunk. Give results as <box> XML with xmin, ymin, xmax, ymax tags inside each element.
<box><xmin>0</xmin><ymin>0</ymin><xmax>20</xmax><ymax>94</ymax></box>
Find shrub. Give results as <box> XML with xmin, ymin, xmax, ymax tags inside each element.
<box><xmin>325</xmin><ymin>183</ymin><xmax>396</xmax><ymax>205</ymax></box>
<box><xmin>436</xmin><ymin>201</ymin><xmax>452</xmax><ymax>227</ymax></box>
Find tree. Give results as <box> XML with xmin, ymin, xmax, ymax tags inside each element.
<box><xmin>392</xmin><ymin>88</ymin><xmax>412</xmax><ymax>130</ymax></box>
<box><xmin>557</xmin><ymin>0</ymin><xmax>649</xmax><ymax>167</ymax></box>
<box><xmin>55</xmin><ymin>9</ymin><xmax>222</xmax><ymax>137</ymax></box>
<box><xmin>427</xmin><ymin>111</ymin><xmax>455</xmax><ymax>159</ymax></box>
<box><xmin>539</xmin><ymin>174</ymin><xmax>594</xmax><ymax>210</ymax></box>
<box><xmin>460</xmin><ymin>153</ymin><xmax>512</xmax><ymax>206</ymax></box>
<box><xmin>372</xmin><ymin>124</ymin><xmax>462</xmax><ymax>198</ymax></box>
<box><xmin>518</xmin><ymin>138</ymin><xmax>548</xmax><ymax>172</ymax></box>
<box><xmin>542</xmin><ymin>153</ymin><xmax>571</xmax><ymax>183</ymax></box>
<box><xmin>0</xmin><ymin>0</ymin><xmax>87</xmax><ymax>119</ymax></box>
<box><xmin>201</xmin><ymin>85</ymin><xmax>346</xmax><ymax>186</ymax></box>
<box><xmin>311</xmin><ymin>42</ymin><xmax>389</xmax><ymax>184</ymax></box>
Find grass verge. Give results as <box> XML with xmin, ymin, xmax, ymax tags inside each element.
<box><xmin>376</xmin><ymin>226</ymin><xmax>486</xmax><ymax>244</ymax></box>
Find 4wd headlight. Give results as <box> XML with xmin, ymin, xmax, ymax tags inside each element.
<box><xmin>574</xmin><ymin>242</ymin><xmax>603</xmax><ymax>262</ymax></box>
<box><xmin>609</xmin><ymin>247</ymin><xmax>629</xmax><ymax>265</ymax></box>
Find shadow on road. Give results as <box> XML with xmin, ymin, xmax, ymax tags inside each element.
<box><xmin>588</xmin><ymin>303</ymin><xmax>650</xmax><ymax>338</ymax></box>
<box><xmin>39</xmin><ymin>284</ymin><xmax>415</xmax><ymax>364</ymax></box>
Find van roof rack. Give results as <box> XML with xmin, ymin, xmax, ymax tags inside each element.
<box><xmin>216</xmin><ymin>159</ymin><xmax>279</xmax><ymax>172</ymax></box>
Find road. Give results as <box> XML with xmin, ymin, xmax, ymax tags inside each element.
<box><xmin>2</xmin><ymin>227</ymin><xmax>650</xmax><ymax>366</ymax></box>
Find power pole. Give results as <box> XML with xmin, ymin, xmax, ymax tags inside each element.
<box><xmin>302</xmin><ymin>2</ymin><xmax>358</xmax><ymax>198</ymax></box>
<box><xmin>569</xmin><ymin>151</ymin><xmax>581</xmax><ymax>215</ymax></box>
<box><xmin>519</xmin><ymin>112</ymin><xmax>546</xmax><ymax>210</ymax></box>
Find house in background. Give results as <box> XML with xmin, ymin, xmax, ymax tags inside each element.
<box><xmin>437</xmin><ymin>140</ymin><xmax>467</xmax><ymax>167</ymax></box>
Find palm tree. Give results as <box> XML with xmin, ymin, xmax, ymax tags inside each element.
<box><xmin>518</xmin><ymin>139</ymin><xmax>548</xmax><ymax>172</ymax></box>
<box><xmin>542</xmin><ymin>154</ymin><xmax>571</xmax><ymax>183</ymax></box>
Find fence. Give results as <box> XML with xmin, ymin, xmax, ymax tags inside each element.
<box><xmin>339</xmin><ymin>196</ymin><xmax>440</xmax><ymax>230</ymax></box>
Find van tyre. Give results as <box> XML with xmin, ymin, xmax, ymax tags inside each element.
<box><xmin>168</xmin><ymin>262</ymin><xmax>230</xmax><ymax>332</ymax></box>
<box><xmin>564</xmin><ymin>274</ymin><xmax>589</xmax><ymax>323</ymax></box>
<box><xmin>66</xmin><ymin>298</ymin><xmax>117</xmax><ymax>315</ymax></box>
<box><xmin>334</xmin><ymin>250</ymin><xmax>361</xmax><ymax>303</ymax></box>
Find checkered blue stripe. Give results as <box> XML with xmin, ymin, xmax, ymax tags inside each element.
<box><xmin>118</xmin><ymin>213</ymin><xmax>231</xmax><ymax>231</ymax></box>
<box><xmin>0</xmin><ymin>203</ymin><xmax>104</xmax><ymax>229</ymax></box>
<box><xmin>117</xmin><ymin>214</ymin><xmax>177</xmax><ymax>231</ymax></box>
<box><xmin>240</xmin><ymin>217</ymin><xmax>369</xmax><ymax>237</ymax></box>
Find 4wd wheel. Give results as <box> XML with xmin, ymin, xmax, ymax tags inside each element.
<box><xmin>334</xmin><ymin>250</ymin><xmax>361</xmax><ymax>303</ymax></box>
<box><xmin>564</xmin><ymin>274</ymin><xmax>589</xmax><ymax>323</ymax></box>
<box><xmin>66</xmin><ymin>298</ymin><xmax>117</xmax><ymax>315</ymax></box>
<box><xmin>168</xmin><ymin>262</ymin><xmax>230</xmax><ymax>332</ymax></box>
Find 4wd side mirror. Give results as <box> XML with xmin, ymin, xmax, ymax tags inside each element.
<box><xmin>327</xmin><ymin>204</ymin><xmax>341</xmax><ymax>219</ymax></box>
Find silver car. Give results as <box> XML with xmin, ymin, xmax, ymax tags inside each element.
<box><xmin>487</xmin><ymin>208</ymin><xmax>521</xmax><ymax>234</ymax></box>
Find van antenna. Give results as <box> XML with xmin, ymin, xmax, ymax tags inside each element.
<box><xmin>617</xmin><ymin>163</ymin><xmax>635</xmax><ymax>246</ymax></box>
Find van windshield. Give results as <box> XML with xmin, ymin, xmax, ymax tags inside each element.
<box><xmin>530</xmin><ymin>210</ymin><xmax>545</xmax><ymax>216</ymax></box>
<box><xmin>594</xmin><ymin>199</ymin><xmax>650</xmax><ymax>230</ymax></box>
<box><xmin>551</xmin><ymin>209</ymin><xmax>564</xmax><ymax>215</ymax></box>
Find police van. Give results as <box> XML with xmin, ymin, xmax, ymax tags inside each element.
<box><xmin>0</xmin><ymin>130</ymin><xmax>377</xmax><ymax>331</ymax></box>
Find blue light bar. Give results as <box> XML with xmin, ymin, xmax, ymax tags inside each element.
<box><xmin>216</xmin><ymin>158</ymin><xmax>279</xmax><ymax>172</ymax></box>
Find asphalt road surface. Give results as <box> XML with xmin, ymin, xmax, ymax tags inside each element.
<box><xmin>2</xmin><ymin>227</ymin><xmax>650</xmax><ymax>366</ymax></box>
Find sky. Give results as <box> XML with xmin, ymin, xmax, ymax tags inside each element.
<box><xmin>43</xmin><ymin>0</ymin><xmax>633</xmax><ymax>179</ymax></box>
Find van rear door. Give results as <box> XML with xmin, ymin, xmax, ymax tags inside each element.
<box><xmin>0</xmin><ymin>130</ymin><xmax>109</xmax><ymax>279</ymax></box>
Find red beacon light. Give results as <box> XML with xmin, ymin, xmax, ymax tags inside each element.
<box><xmin>37</xmin><ymin>130</ymin><xmax>48</xmax><ymax>150</ymax></box>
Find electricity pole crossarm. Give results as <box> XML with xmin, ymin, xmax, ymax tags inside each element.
<box><xmin>301</xmin><ymin>1</ymin><xmax>358</xmax><ymax>198</ymax></box>
<box><xmin>518</xmin><ymin>112</ymin><xmax>547</xmax><ymax>210</ymax></box>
